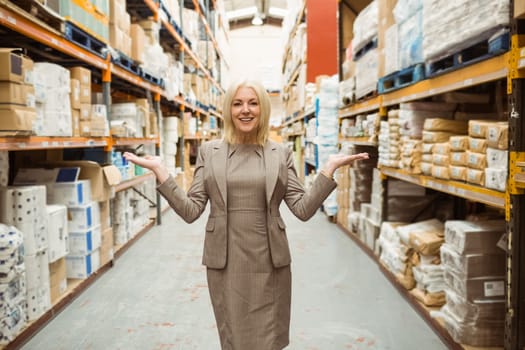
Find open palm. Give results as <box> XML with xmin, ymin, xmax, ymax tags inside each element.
<box><xmin>123</xmin><ymin>152</ymin><xmax>163</xmax><ymax>170</ymax></box>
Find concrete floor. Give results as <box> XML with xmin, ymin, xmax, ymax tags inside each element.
<box><xmin>22</xmin><ymin>206</ymin><xmax>447</xmax><ymax>350</ymax></box>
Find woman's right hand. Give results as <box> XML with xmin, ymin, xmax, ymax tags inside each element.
<box><xmin>123</xmin><ymin>152</ymin><xmax>169</xmax><ymax>184</ymax></box>
<box><xmin>123</xmin><ymin>152</ymin><xmax>162</xmax><ymax>170</ymax></box>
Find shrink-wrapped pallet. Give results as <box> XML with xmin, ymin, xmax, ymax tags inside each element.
<box><xmin>422</xmin><ymin>0</ymin><xmax>509</xmax><ymax>62</ymax></box>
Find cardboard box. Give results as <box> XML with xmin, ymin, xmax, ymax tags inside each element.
<box><xmin>99</xmin><ymin>200</ymin><xmax>111</xmax><ymax>230</ymax></box>
<box><xmin>46</xmin><ymin>161</ymin><xmax>121</xmax><ymax>202</ymax></box>
<box><xmin>0</xmin><ymin>82</ymin><xmax>27</xmax><ymax>105</ymax></box>
<box><xmin>79</xmin><ymin>103</ymin><xmax>91</xmax><ymax>120</ymax></box>
<box><xmin>130</xmin><ymin>24</ymin><xmax>146</xmax><ymax>63</ymax></box>
<box><xmin>69</xmin><ymin>67</ymin><xmax>91</xmax><ymax>87</ymax></box>
<box><xmin>50</xmin><ymin>180</ymin><xmax>92</xmax><ymax>206</ymax></box>
<box><xmin>80</xmin><ymin>84</ymin><xmax>91</xmax><ymax>104</ymax></box>
<box><xmin>100</xmin><ymin>227</ymin><xmax>114</xmax><ymax>266</ymax></box>
<box><xmin>515</xmin><ymin>0</ymin><xmax>525</xmax><ymax>19</ymax></box>
<box><xmin>68</xmin><ymin>225</ymin><xmax>102</xmax><ymax>255</ymax></box>
<box><xmin>71</xmin><ymin>109</ymin><xmax>80</xmax><ymax>137</ymax></box>
<box><xmin>0</xmin><ymin>104</ymin><xmax>36</xmax><ymax>132</ymax></box>
<box><xmin>67</xmin><ymin>201</ymin><xmax>100</xmax><ymax>231</ymax></box>
<box><xmin>66</xmin><ymin>249</ymin><xmax>100</xmax><ymax>279</ymax></box>
<box><xmin>47</xmin><ymin>204</ymin><xmax>69</xmax><ymax>263</ymax></box>
<box><xmin>70</xmin><ymin>79</ymin><xmax>81</xmax><ymax>109</ymax></box>
<box><xmin>0</xmin><ymin>48</ymin><xmax>33</xmax><ymax>83</ymax></box>
<box><xmin>49</xmin><ymin>257</ymin><xmax>67</xmax><ymax>304</ymax></box>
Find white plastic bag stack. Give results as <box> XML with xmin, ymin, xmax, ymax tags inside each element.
<box><xmin>316</xmin><ymin>76</ymin><xmax>340</xmax><ymax>216</ymax></box>
<box><xmin>0</xmin><ymin>225</ymin><xmax>26</xmax><ymax>345</ymax></box>
<box><xmin>423</xmin><ymin>0</ymin><xmax>509</xmax><ymax>62</ymax></box>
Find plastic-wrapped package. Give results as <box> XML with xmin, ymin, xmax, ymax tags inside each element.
<box><xmin>434</xmin><ymin>303</ymin><xmax>504</xmax><ymax>347</ymax></box>
<box><xmin>444</xmin><ymin>288</ymin><xmax>505</xmax><ymax>323</ymax></box>
<box><xmin>393</xmin><ymin>0</ymin><xmax>423</xmax><ymax>23</ymax></box>
<box><xmin>444</xmin><ymin>220</ymin><xmax>506</xmax><ymax>254</ymax></box>
<box><xmin>443</xmin><ymin>269</ymin><xmax>505</xmax><ymax>301</ymax></box>
<box><xmin>352</xmin><ymin>0</ymin><xmax>378</xmax><ymax>53</ymax></box>
<box><xmin>440</xmin><ymin>243</ymin><xmax>505</xmax><ymax>279</ymax></box>
<box><xmin>423</xmin><ymin>0</ymin><xmax>509</xmax><ymax>61</ymax></box>
<box><xmin>486</xmin><ymin>148</ymin><xmax>508</xmax><ymax>169</ymax></box>
<box><xmin>397</xmin><ymin>8</ymin><xmax>423</xmax><ymax>69</ymax></box>
<box><xmin>396</xmin><ymin>219</ymin><xmax>444</xmax><ymax>246</ymax></box>
<box><xmin>355</xmin><ymin>48</ymin><xmax>379</xmax><ymax>99</ymax></box>
<box><xmin>485</xmin><ymin>168</ymin><xmax>507</xmax><ymax>192</ymax></box>
<box><xmin>449</xmin><ymin>166</ymin><xmax>467</xmax><ymax>181</ymax></box>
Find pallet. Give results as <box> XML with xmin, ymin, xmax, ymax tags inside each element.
<box><xmin>140</xmin><ymin>69</ymin><xmax>164</xmax><ymax>87</ymax></box>
<box><xmin>8</xmin><ymin>0</ymin><xmax>64</xmax><ymax>32</ymax></box>
<box><xmin>353</xmin><ymin>37</ymin><xmax>378</xmax><ymax>61</ymax></box>
<box><xmin>378</xmin><ymin>63</ymin><xmax>425</xmax><ymax>94</ymax></box>
<box><xmin>355</xmin><ymin>89</ymin><xmax>378</xmax><ymax>103</ymax></box>
<box><xmin>63</xmin><ymin>21</ymin><xmax>107</xmax><ymax>58</ymax></box>
<box><xmin>112</xmin><ymin>51</ymin><xmax>141</xmax><ymax>76</ymax></box>
<box><xmin>425</xmin><ymin>31</ymin><xmax>509</xmax><ymax>78</ymax></box>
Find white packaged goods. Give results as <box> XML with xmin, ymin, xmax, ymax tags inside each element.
<box><xmin>67</xmin><ymin>202</ymin><xmax>101</xmax><ymax>232</ymax></box>
<box><xmin>394</xmin><ymin>1</ymin><xmax>423</xmax><ymax>69</ymax></box>
<box><xmin>355</xmin><ymin>48</ymin><xmax>378</xmax><ymax>99</ymax></box>
<box><xmin>0</xmin><ymin>225</ymin><xmax>24</xmax><ymax>281</ymax></box>
<box><xmin>163</xmin><ymin>116</ymin><xmax>179</xmax><ymax>131</ymax></box>
<box><xmin>0</xmin><ymin>151</ymin><xmax>7</xmax><ymax>186</ymax></box>
<box><xmin>24</xmin><ymin>250</ymin><xmax>49</xmax><ymax>291</ymax></box>
<box><xmin>422</xmin><ymin>0</ymin><xmax>509</xmax><ymax>61</ymax></box>
<box><xmin>49</xmin><ymin>180</ymin><xmax>91</xmax><ymax>206</ymax></box>
<box><xmin>111</xmin><ymin>102</ymin><xmax>146</xmax><ymax>138</ymax></box>
<box><xmin>46</xmin><ymin>205</ymin><xmax>69</xmax><ymax>263</ymax></box>
<box><xmin>0</xmin><ymin>186</ymin><xmax>48</xmax><ymax>255</ymax></box>
<box><xmin>485</xmin><ymin>168</ymin><xmax>507</xmax><ymax>192</ymax></box>
<box><xmin>68</xmin><ymin>225</ymin><xmax>101</xmax><ymax>255</ymax></box>
<box><xmin>26</xmin><ymin>283</ymin><xmax>51</xmax><ymax>321</ymax></box>
<box><xmin>384</xmin><ymin>24</ymin><xmax>399</xmax><ymax>75</ymax></box>
<box><xmin>486</xmin><ymin>148</ymin><xmax>508</xmax><ymax>169</ymax></box>
<box><xmin>0</xmin><ymin>301</ymin><xmax>26</xmax><ymax>345</ymax></box>
<box><xmin>66</xmin><ymin>249</ymin><xmax>100</xmax><ymax>279</ymax></box>
<box><xmin>352</xmin><ymin>0</ymin><xmax>378</xmax><ymax>53</ymax></box>
<box><xmin>32</xmin><ymin>63</ymin><xmax>72</xmax><ymax>136</ymax></box>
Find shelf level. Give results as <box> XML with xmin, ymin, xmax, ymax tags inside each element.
<box><xmin>339</xmin><ymin>96</ymin><xmax>381</xmax><ymax>118</ymax></box>
<box><xmin>382</xmin><ymin>54</ymin><xmax>508</xmax><ymax>106</ymax></box>
<box><xmin>0</xmin><ymin>136</ymin><xmax>107</xmax><ymax>151</ymax></box>
<box><xmin>381</xmin><ymin>167</ymin><xmax>505</xmax><ymax>209</ymax></box>
<box><xmin>340</xmin><ymin>136</ymin><xmax>377</xmax><ymax>146</ymax></box>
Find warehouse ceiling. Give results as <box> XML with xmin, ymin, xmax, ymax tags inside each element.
<box><xmin>224</xmin><ymin>0</ymin><xmax>287</xmax><ymax>29</ymax></box>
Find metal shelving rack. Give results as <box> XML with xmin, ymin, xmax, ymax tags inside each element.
<box><xmin>336</xmin><ymin>3</ymin><xmax>523</xmax><ymax>350</ymax></box>
<box><xmin>0</xmin><ymin>0</ymin><xmax>227</xmax><ymax>347</ymax></box>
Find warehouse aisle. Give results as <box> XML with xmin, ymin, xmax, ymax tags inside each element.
<box><xmin>22</xmin><ymin>206</ymin><xmax>447</xmax><ymax>350</ymax></box>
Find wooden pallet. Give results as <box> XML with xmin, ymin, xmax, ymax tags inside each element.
<box><xmin>63</xmin><ymin>20</ymin><xmax>107</xmax><ymax>58</ymax></box>
<box><xmin>425</xmin><ymin>31</ymin><xmax>509</xmax><ymax>78</ymax></box>
<box><xmin>111</xmin><ymin>51</ymin><xmax>141</xmax><ymax>76</ymax></box>
<box><xmin>7</xmin><ymin>0</ymin><xmax>64</xmax><ymax>32</ymax></box>
<box><xmin>378</xmin><ymin>63</ymin><xmax>425</xmax><ymax>94</ymax></box>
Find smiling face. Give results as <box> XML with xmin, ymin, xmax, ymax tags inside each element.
<box><xmin>230</xmin><ymin>86</ymin><xmax>260</xmax><ymax>143</ymax></box>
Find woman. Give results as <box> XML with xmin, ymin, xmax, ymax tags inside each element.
<box><xmin>123</xmin><ymin>79</ymin><xmax>368</xmax><ymax>349</ymax></box>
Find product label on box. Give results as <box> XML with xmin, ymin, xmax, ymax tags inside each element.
<box><xmin>484</xmin><ymin>280</ymin><xmax>505</xmax><ymax>297</ymax></box>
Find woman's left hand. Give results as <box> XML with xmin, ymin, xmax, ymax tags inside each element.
<box><xmin>321</xmin><ymin>152</ymin><xmax>370</xmax><ymax>178</ymax></box>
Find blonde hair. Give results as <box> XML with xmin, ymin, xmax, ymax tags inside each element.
<box><xmin>222</xmin><ymin>79</ymin><xmax>271</xmax><ymax>145</ymax></box>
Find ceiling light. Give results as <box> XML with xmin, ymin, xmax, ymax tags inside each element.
<box><xmin>251</xmin><ymin>15</ymin><xmax>263</xmax><ymax>26</ymax></box>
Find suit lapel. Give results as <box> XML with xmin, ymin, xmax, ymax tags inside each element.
<box><xmin>264</xmin><ymin>141</ymin><xmax>279</xmax><ymax>205</ymax></box>
<box><xmin>212</xmin><ymin>140</ymin><xmax>228</xmax><ymax>206</ymax></box>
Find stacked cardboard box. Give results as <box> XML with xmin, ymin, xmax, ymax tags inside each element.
<box><xmin>437</xmin><ymin>220</ymin><xmax>507</xmax><ymax>347</ymax></box>
<box><xmin>0</xmin><ymin>49</ymin><xmax>36</xmax><ymax>134</ymax></box>
<box><xmin>109</xmin><ymin>0</ymin><xmax>132</xmax><ymax>57</ymax></box>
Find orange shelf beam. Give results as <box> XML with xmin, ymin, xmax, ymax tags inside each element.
<box><xmin>0</xmin><ymin>5</ymin><xmax>107</xmax><ymax>70</ymax></box>
<box><xmin>0</xmin><ymin>136</ymin><xmax>108</xmax><ymax>151</ymax></box>
<box><xmin>191</xmin><ymin>0</ymin><xmax>229</xmax><ymax>69</ymax></box>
